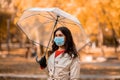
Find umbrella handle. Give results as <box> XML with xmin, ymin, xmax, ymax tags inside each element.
<box><xmin>36</xmin><ymin>56</ymin><xmax>39</xmax><ymax>63</ymax></box>
<box><xmin>36</xmin><ymin>55</ymin><xmax>47</xmax><ymax>68</ymax></box>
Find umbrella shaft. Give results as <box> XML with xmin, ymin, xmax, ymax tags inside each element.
<box><xmin>44</xmin><ymin>15</ymin><xmax>59</xmax><ymax>56</ymax></box>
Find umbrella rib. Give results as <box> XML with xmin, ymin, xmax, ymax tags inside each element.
<box><xmin>58</xmin><ymin>21</ymin><xmax>67</xmax><ymax>27</ymax></box>
<box><xmin>47</xmin><ymin>12</ymin><xmax>56</xmax><ymax>20</ymax></box>
<box><xmin>20</xmin><ymin>13</ymin><xmax>54</xmax><ymax>21</ymax></box>
<box><xmin>59</xmin><ymin>20</ymin><xmax>77</xmax><ymax>25</ymax></box>
<box><xmin>59</xmin><ymin>17</ymin><xmax>66</xmax><ymax>20</ymax></box>
<box><xmin>37</xmin><ymin>13</ymin><xmax>54</xmax><ymax>20</ymax></box>
<box><xmin>28</xmin><ymin>20</ymin><xmax>54</xmax><ymax>30</ymax></box>
<box><xmin>42</xmin><ymin>20</ymin><xmax>54</xmax><ymax>25</ymax></box>
<box><xmin>57</xmin><ymin>16</ymin><xmax>77</xmax><ymax>25</ymax></box>
<box><xmin>20</xmin><ymin>14</ymin><xmax>37</xmax><ymax>21</ymax></box>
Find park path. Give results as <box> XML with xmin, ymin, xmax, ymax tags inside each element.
<box><xmin>0</xmin><ymin>73</ymin><xmax>120</xmax><ymax>79</ymax></box>
<box><xmin>0</xmin><ymin>61</ymin><xmax>120</xmax><ymax>79</ymax></box>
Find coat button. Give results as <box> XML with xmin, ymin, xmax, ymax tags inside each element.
<box><xmin>55</xmin><ymin>61</ymin><xmax>58</xmax><ymax>64</ymax></box>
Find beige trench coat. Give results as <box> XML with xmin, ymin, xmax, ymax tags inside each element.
<box><xmin>47</xmin><ymin>52</ymin><xmax>80</xmax><ymax>80</ymax></box>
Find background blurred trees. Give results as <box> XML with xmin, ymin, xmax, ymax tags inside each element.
<box><xmin>0</xmin><ymin>0</ymin><xmax>120</xmax><ymax>48</ymax></box>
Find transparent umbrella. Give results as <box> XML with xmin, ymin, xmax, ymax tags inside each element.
<box><xmin>17</xmin><ymin>8</ymin><xmax>90</xmax><ymax>67</ymax></box>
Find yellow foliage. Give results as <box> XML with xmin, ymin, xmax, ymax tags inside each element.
<box><xmin>1</xmin><ymin>0</ymin><xmax>120</xmax><ymax>39</ymax></box>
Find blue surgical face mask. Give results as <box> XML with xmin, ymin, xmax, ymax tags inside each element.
<box><xmin>54</xmin><ymin>37</ymin><xmax>64</xmax><ymax>46</ymax></box>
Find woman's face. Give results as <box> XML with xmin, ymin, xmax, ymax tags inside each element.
<box><xmin>54</xmin><ymin>30</ymin><xmax>66</xmax><ymax>47</ymax></box>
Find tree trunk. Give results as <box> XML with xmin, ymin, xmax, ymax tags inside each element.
<box><xmin>97</xmin><ymin>23</ymin><xmax>104</xmax><ymax>56</ymax></box>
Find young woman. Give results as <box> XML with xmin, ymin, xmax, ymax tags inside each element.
<box><xmin>39</xmin><ymin>27</ymin><xmax>80</xmax><ymax>80</ymax></box>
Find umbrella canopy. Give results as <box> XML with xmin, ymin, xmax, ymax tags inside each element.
<box><xmin>17</xmin><ymin>7</ymin><xmax>90</xmax><ymax>51</ymax></box>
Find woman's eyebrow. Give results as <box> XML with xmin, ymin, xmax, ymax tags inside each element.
<box><xmin>56</xmin><ymin>34</ymin><xmax>63</xmax><ymax>35</ymax></box>
<box><xmin>55</xmin><ymin>34</ymin><xmax>63</xmax><ymax>37</ymax></box>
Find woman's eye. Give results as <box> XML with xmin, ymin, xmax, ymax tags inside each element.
<box><xmin>55</xmin><ymin>34</ymin><xmax>63</xmax><ymax>37</ymax></box>
<box><xmin>55</xmin><ymin>35</ymin><xmax>58</xmax><ymax>37</ymax></box>
<box><xmin>59</xmin><ymin>34</ymin><xmax>63</xmax><ymax>36</ymax></box>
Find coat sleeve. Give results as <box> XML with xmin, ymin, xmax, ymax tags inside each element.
<box><xmin>70</xmin><ymin>57</ymin><xmax>80</xmax><ymax>80</ymax></box>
